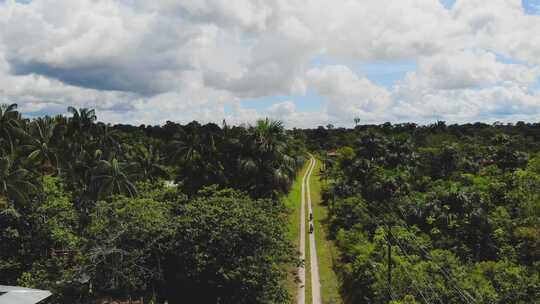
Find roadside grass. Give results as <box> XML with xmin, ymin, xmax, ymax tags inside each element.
<box><xmin>283</xmin><ymin>160</ymin><xmax>310</xmax><ymax>302</ymax></box>
<box><xmin>310</xmin><ymin>159</ymin><xmax>343</xmax><ymax>304</ymax></box>
<box><xmin>305</xmin><ymin>167</ymin><xmax>312</xmax><ymax>304</ymax></box>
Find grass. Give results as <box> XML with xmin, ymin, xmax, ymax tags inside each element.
<box><xmin>309</xmin><ymin>159</ymin><xmax>343</xmax><ymax>304</ymax></box>
<box><xmin>283</xmin><ymin>160</ymin><xmax>311</xmax><ymax>302</ymax></box>
<box><xmin>283</xmin><ymin>161</ymin><xmax>309</xmax><ymax>243</ymax></box>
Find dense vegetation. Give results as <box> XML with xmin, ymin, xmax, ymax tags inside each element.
<box><xmin>3</xmin><ymin>102</ymin><xmax>540</xmax><ymax>303</ymax></box>
<box><xmin>0</xmin><ymin>103</ymin><xmax>306</xmax><ymax>303</ymax></box>
<box><xmin>312</xmin><ymin>123</ymin><xmax>540</xmax><ymax>303</ymax></box>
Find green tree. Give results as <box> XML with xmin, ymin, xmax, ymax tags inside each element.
<box><xmin>127</xmin><ymin>145</ymin><xmax>169</xmax><ymax>182</ymax></box>
<box><xmin>243</xmin><ymin>118</ymin><xmax>297</xmax><ymax>197</ymax></box>
<box><xmin>90</xmin><ymin>158</ymin><xmax>137</xmax><ymax>199</ymax></box>
<box><xmin>0</xmin><ymin>103</ymin><xmax>22</xmax><ymax>153</ymax></box>
<box><xmin>0</xmin><ymin>155</ymin><xmax>37</xmax><ymax>204</ymax></box>
<box><xmin>67</xmin><ymin>107</ymin><xmax>97</xmax><ymax>134</ymax></box>
<box><xmin>24</xmin><ymin>117</ymin><xmax>59</xmax><ymax>179</ymax></box>
<box><xmin>85</xmin><ymin>195</ymin><xmax>173</xmax><ymax>297</ymax></box>
<box><xmin>163</xmin><ymin>187</ymin><xmax>297</xmax><ymax>304</ymax></box>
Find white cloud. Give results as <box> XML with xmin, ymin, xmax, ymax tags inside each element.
<box><xmin>266</xmin><ymin>100</ymin><xmax>296</xmax><ymax>118</ymax></box>
<box><xmin>306</xmin><ymin>65</ymin><xmax>392</xmax><ymax>123</ymax></box>
<box><xmin>0</xmin><ymin>0</ymin><xmax>235</xmax><ymax>95</ymax></box>
<box><xmin>452</xmin><ymin>0</ymin><xmax>540</xmax><ymax>64</ymax></box>
<box><xmin>302</xmin><ymin>55</ymin><xmax>540</xmax><ymax>125</ymax></box>
<box><xmin>265</xmin><ymin>100</ymin><xmax>330</xmax><ymax>128</ymax></box>
<box><xmin>167</xmin><ymin>0</ymin><xmax>274</xmax><ymax>31</ymax></box>
<box><xmin>323</xmin><ymin>0</ymin><xmax>467</xmax><ymax>61</ymax></box>
<box><xmin>391</xmin><ymin>85</ymin><xmax>540</xmax><ymax>123</ymax></box>
<box><xmin>0</xmin><ymin>0</ymin><xmax>539</xmax><ymax>126</ymax></box>
<box><xmin>385</xmin><ymin>49</ymin><xmax>540</xmax><ymax>123</ymax></box>
<box><xmin>401</xmin><ymin>50</ymin><xmax>539</xmax><ymax>91</ymax></box>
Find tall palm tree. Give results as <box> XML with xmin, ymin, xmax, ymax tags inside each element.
<box><xmin>67</xmin><ymin>107</ymin><xmax>97</xmax><ymax>134</ymax></box>
<box><xmin>167</xmin><ymin>122</ymin><xmax>216</xmax><ymax>164</ymax></box>
<box><xmin>24</xmin><ymin>117</ymin><xmax>59</xmax><ymax>178</ymax></box>
<box><xmin>61</xmin><ymin>145</ymin><xmax>102</xmax><ymax>198</ymax></box>
<box><xmin>93</xmin><ymin>122</ymin><xmax>121</xmax><ymax>158</ymax></box>
<box><xmin>272</xmin><ymin>153</ymin><xmax>296</xmax><ymax>190</ymax></box>
<box><xmin>168</xmin><ymin>124</ymin><xmax>226</xmax><ymax>194</ymax></box>
<box><xmin>91</xmin><ymin>158</ymin><xmax>137</xmax><ymax>199</ymax></box>
<box><xmin>250</xmin><ymin>118</ymin><xmax>286</xmax><ymax>155</ymax></box>
<box><xmin>0</xmin><ymin>155</ymin><xmax>37</xmax><ymax>204</ymax></box>
<box><xmin>127</xmin><ymin>145</ymin><xmax>170</xmax><ymax>182</ymax></box>
<box><xmin>241</xmin><ymin>118</ymin><xmax>295</xmax><ymax>197</ymax></box>
<box><xmin>0</xmin><ymin>104</ymin><xmax>22</xmax><ymax>153</ymax></box>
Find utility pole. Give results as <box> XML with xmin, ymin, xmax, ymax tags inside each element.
<box><xmin>387</xmin><ymin>224</ymin><xmax>392</xmax><ymax>304</ymax></box>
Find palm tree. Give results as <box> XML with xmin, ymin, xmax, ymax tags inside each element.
<box><xmin>67</xmin><ymin>107</ymin><xmax>97</xmax><ymax>134</ymax></box>
<box><xmin>127</xmin><ymin>145</ymin><xmax>170</xmax><ymax>182</ymax></box>
<box><xmin>166</xmin><ymin>122</ymin><xmax>227</xmax><ymax>194</ymax></box>
<box><xmin>168</xmin><ymin>127</ymin><xmax>204</xmax><ymax>164</ymax></box>
<box><xmin>90</xmin><ymin>158</ymin><xmax>137</xmax><ymax>199</ymax></box>
<box><xmin>0</xmin><ymin>155</ymin><xmax>37</xmax><ymax>204</ymax></box>
<box><xmin>0</xmin><ymin>104</ymin><xmax>22</xmax><ymax>153</ymax></box>
<box><xmin>250</xmin><ymin>118</ymin><xmax>286</xmax><ymax>155</ymax></box>
<box><xmin>168</xmin><ymin>122</ymin><xmax>222</xmax><ymax>164</ymax></box>
<box><xmin>24</xmin><ymin>117</ymin><xmax>59</xmax><ymax>178</ymax></box>
<box><xmin>242</xmin><ymin>118</ymin><xmax>296</xmax><ymax>197</ymax></box>
<box><xmin>271</xmin><ymin>153</ymin><xmax>296</xmax><ymax>191</ymax></box>
<box><xmin>93</xmin><ymin>122</ymin><xmax>121</xmax><ymax>158</ymax></box>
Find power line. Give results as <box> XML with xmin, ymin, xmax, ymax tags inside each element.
<box><xmin>364</xmin><ymin>207</ymin><xmax>439</xmax><ymax>304</ymax></box>
<box><xmin>394</xmin><ymin>206</ymin><xmax>478</xmax><ymax>304</ymax></box>
<box><xmin>366</xmin><ymin>203</ymin><xmax>477</xmax><ymax>304</ymax></box>
<box><xmin>384</xmin><ymin>233</ymin><xmax>433</xmax><ymax>304</ymax></box>
<box><xmin>390</xmin><ymin>231</ymin><xmax>445</xmax><ymax>304</ymax></box>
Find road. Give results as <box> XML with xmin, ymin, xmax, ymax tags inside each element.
<box><xmin>298</xmin><ymin>157</ymin><xmax>322</xmax><ymax>304</ymax></box>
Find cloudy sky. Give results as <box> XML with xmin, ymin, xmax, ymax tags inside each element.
<box><xmin>1</xmin><ymin>0</ymin><xmax>540</xmax><ymax>127</ymax></box>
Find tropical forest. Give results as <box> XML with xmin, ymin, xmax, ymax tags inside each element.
<box><xmin>1</xmin><ymin>102</ymin><xmax>539</xmax><ymax>303</ymax></box>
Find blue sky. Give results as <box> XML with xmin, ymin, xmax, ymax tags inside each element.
<box><xmin>523</xmin><ymin>0</ymin><xmax>540</xmax><ymax>14</ymax></box>
<box><xmin>440</xmin><ymin>0</ymin><xmax>456</xmax><ymax>9</ymax></box>
<box><xmin>1</xmin><ymin>0</ymin><xmax>540</xmax><ymax>127</ymax></box>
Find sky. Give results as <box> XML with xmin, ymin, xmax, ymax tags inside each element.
<box><xmin>0</xmin><ymin>0</ymin><xmax>540</xmax><ymax>128</ymax></box>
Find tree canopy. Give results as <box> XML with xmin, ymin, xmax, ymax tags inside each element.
<box><xmin>0</xmin><ymin>103</ymin><xmax>305</xmax><ymax>303</ymax></box>
<box><xmin>311</xmin><ymin>122</ymin><xmax>540</xmax><ymax>303</ymax></box>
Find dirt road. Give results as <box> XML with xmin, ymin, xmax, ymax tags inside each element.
<box><xmin>298</xmin><ymin>157</ymin><xmax>321</xmax><ymax>304</ymax></box>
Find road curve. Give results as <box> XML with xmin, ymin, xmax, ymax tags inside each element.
<box><xmin>297</xmin><ymin>157</ymin><xmax>321</xmax><ymax>304</ymax></box>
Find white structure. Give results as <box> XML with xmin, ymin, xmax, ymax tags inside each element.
<box><xmin>164</xmin><ymin>180</ymin><xmax>178</xmax><ymax>188</ymax></box>
<box><xmin>0</xmin><ymin>286</ymin><xmax>52</xmax><ymax>304</ymax></box>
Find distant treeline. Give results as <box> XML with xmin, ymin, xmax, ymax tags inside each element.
<box><xmin>302</xmin><ymin>121</ymin><xmax>540</xmax><ymax>153</ymax></box>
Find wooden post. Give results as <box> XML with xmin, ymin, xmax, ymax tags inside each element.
<box><xmin>387</xmin><ymin>225</ymin><xmax>392</xmax><ymax>304</ymax></box>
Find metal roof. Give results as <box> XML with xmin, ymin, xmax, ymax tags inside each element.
<box><xmin>0</xmin><ymin>286</ymin><xmax>52</xmax><ymax>304</ymax></box>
